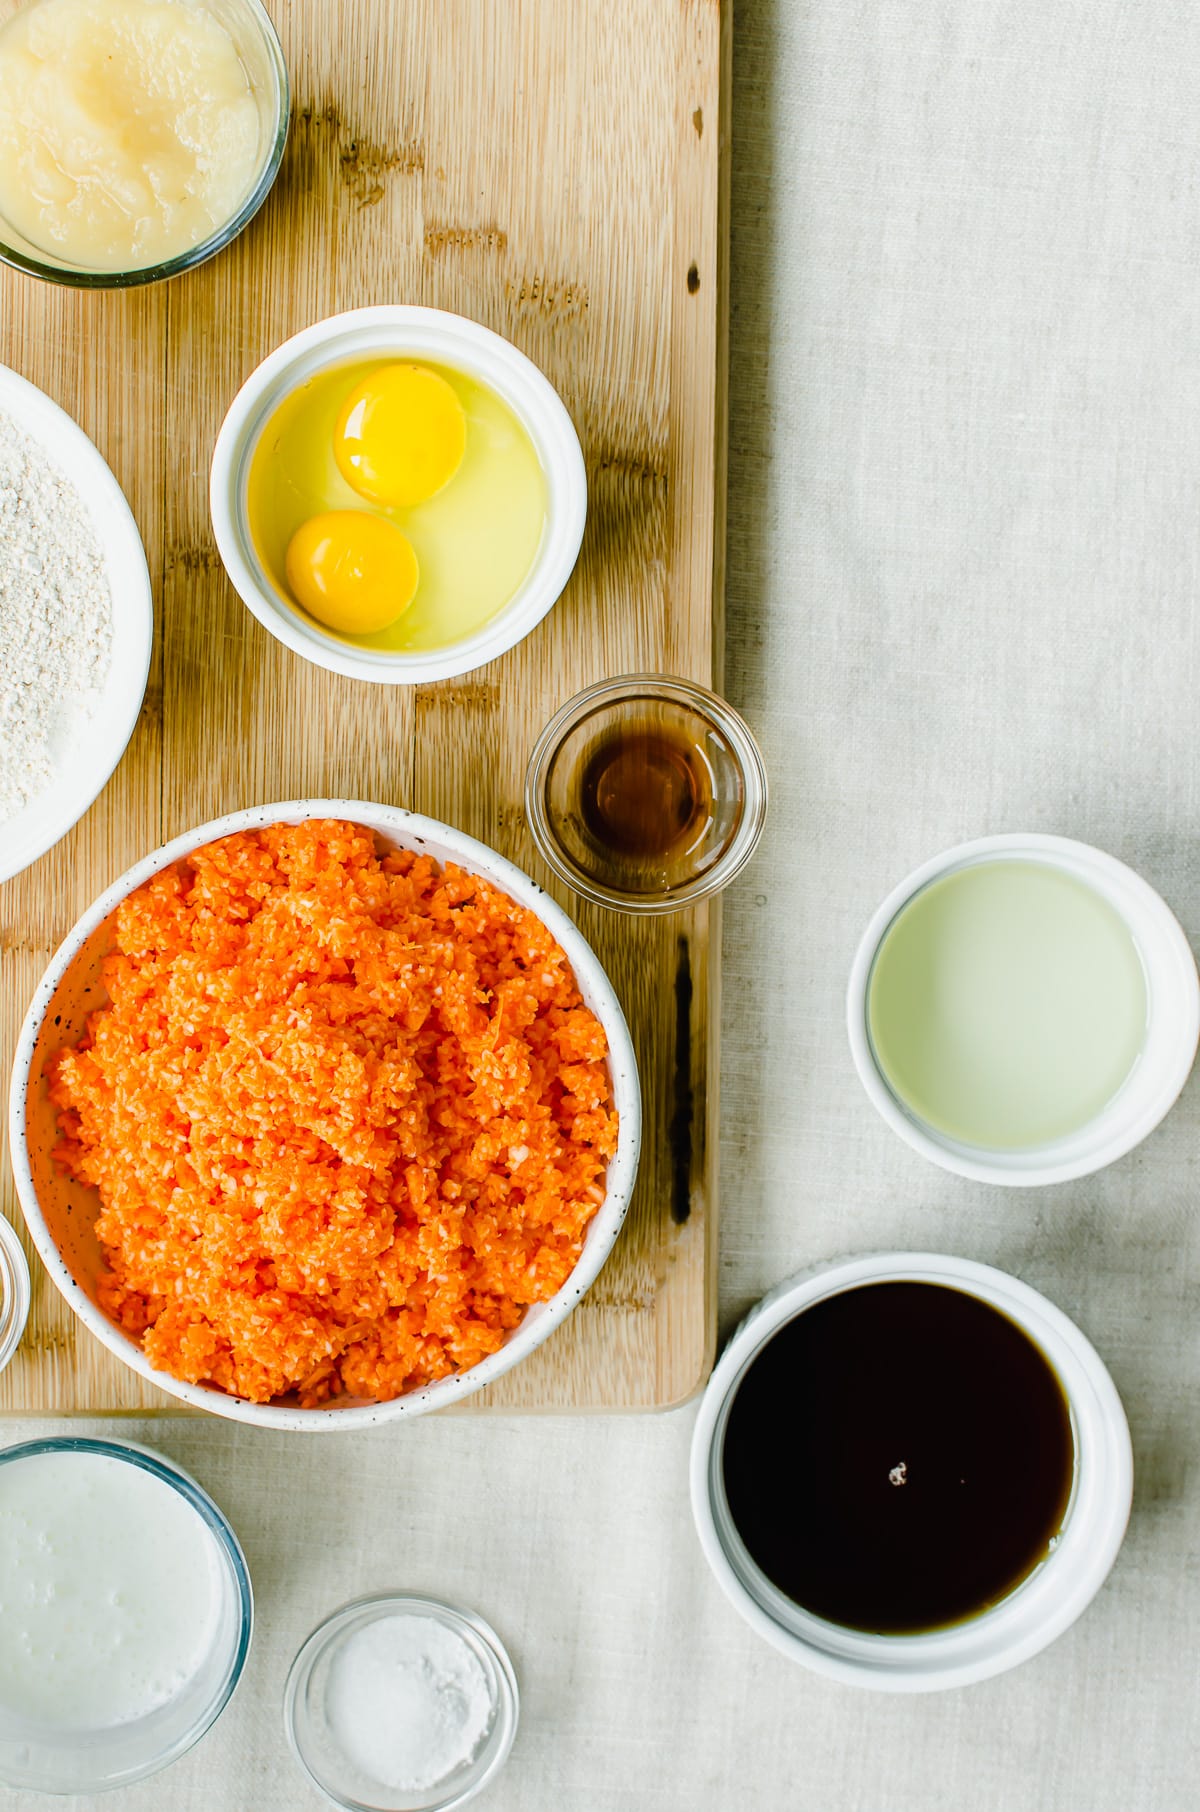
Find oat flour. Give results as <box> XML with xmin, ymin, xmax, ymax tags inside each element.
<box><xmin>0</xmin><ymin>406</ymin><xmax>113</xmax><ymax>823</ymax></box>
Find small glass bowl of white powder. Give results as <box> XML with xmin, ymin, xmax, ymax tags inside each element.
<box><xmin>283</xmin><ymin>1593</ymin><xmax>519</xmax><ymax>1812</ymax></box>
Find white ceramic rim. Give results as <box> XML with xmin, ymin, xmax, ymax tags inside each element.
<box><xmin>209</xmin><ymin>306</ymin><xmax>587</xmax><ymax>684</ymax></box>
<box><xmin>8</xmin><ymin>799</ymin><xmax>641</xmax><ymax>1431</ymax></box>
<box><xmin>282</xmin><ymin>1592</ymin><xmax>519</xmax><ymax>1812</ymax></box>
<box><xmin>0</xmin><ymin>1216</ymin><xmax>30</xmax><ymax>1377</ymax></box>
<box><xmin>690</xmin><ymin>1251</ymin><xmax>1134</xmax><ymax>1693</ymax></box>
<box><xmin>0</xmin><ymin>364</ymin><xmax>153</xmax><ymax>881</ymax></box>
<box><xmin>845</xmin><ymin>833</ymin><xmax>1200</xmax><ymax>1185</ymax></box>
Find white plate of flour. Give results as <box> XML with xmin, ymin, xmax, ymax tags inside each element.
<box><xmin>0</xmin><ymin>365</ymin><xmax>152</xmax><ymax>883</ymax></box>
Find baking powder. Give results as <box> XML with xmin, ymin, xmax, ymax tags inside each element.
<box><xmin>324</xmin><ymin>1611</ymin><xmax>494</xmax><ymax>1792</ymax></box>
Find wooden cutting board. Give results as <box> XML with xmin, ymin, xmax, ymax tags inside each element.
<box><xmin>0</xmin><ymin>0</ymin><xmax>730</xmax><ymax>1413</ymax></box>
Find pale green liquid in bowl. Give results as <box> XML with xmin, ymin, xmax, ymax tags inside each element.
<box><xmin>867</xmin><ymin>859</ymin><xmax>1148</xmax><ymax>1149</ymax></box>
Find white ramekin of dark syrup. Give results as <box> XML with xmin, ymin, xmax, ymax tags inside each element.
<box><xmin>690</xmin><ymin>1252</ymin><xmax>1133</xmax><ymax>1691</ymax></box>
<box><xmin>524</xmin><ymin>675</ymin><xmax>767</xmax><ymax>913</ymax></box>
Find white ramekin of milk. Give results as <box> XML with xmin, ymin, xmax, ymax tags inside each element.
<box><xmin>0</xmin><ymin>1436</ymin><xmax>252</xmax><ymax>1794</ymax></box>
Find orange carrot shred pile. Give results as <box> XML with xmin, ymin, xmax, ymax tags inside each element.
<box><xmin>49</xmin><ymin>820</ymin><xmax>617</xmax><ymax>1406</ymax></box>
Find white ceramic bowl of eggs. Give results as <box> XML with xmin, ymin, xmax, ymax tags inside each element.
<box><xmin>209</xmin><ymin>306</ymin><xmax>587</xmax><ymax>685</ymax></box>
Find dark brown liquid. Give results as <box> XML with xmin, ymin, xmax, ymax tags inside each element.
<box><xmin>721</xmin><ymin>1282</ymin><xmax>1074</xmax><ymax>1634</ymax></box>
<box><xmin>579</xmin><ymin>728</ymin><xmax>711</xmax><ymax>861</ymax></box>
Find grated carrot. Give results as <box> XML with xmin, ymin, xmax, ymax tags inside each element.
<box><xmin>49</xmin><ymin>820</ymin><xmax>617</xmax><ymax>1406</ymax></box>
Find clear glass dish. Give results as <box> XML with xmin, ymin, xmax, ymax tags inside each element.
<box><xmin>0</xmin><ymin>0</ymin><xmax>289</xmax><ymax>289</ymax></box>
<box><xmin>284</xmin><ymin>1593</ymin><xmax>519</xmax><ymax>1812</ymax></box>
<box><xmin>0</xmin><ymin>1217</ymin><xmax>30</xmax><ymax>1375</ymax></box>
<box><xmin>0</xmin><ymin>1436</ymin><xmax>253</xmax><ymax>1793</ymax></box>
<box><xmin>525</xmin><ymin>673</ymin><xmax>769</xmax><ymax>913</ymax></box>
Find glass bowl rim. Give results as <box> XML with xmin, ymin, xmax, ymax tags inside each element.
<box><xmin>0</xmin><ymin>1217</ymin><xmax>30</xmax><ymax>1375</ymax></box>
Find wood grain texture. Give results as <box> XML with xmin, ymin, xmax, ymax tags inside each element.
<box><xmin>0</xmin><ymin>0</ymin><xmax>728</xmax><ymax>1413</ymax></box>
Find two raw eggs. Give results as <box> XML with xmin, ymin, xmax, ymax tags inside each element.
<box><xmin>247</xmin><ymin>360</ymin><xmax>548</xmax><ymax>650</ymax></box>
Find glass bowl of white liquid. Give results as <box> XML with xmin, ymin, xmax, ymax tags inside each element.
<box><xmin>0</xmin><ymin>1436</ymin><xmax>253</xmax><ymax>1793</ymax></box>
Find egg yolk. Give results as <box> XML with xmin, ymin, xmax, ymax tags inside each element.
<box><xmin>333</xmin><ymin>363</ymin><xmax>467</xmax><ymax>508</ymax></box>
<box><xmin>284</xmin><ymin>511</ymin><xmax>419</xmax><ymax>636</ymax></box>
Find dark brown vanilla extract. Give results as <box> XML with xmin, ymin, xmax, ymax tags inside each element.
<box><xmin>578</xmin><ymin>726</ymin><xmax>712</xmax><ymax>865</ymax></box>
<box><xmin>721</xmin><ymin>1282</ymin><xmax>1075</xmax><ymax>1634</ymax></box>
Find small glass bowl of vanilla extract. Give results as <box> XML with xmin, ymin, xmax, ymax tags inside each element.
<box><xmin>524</xmin><ymin>675</ymin><xmax>768</xmax><ymax>913</ymax></box>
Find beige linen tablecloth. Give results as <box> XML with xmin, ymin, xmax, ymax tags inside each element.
<box><xmin>8</xmin><ymin>2</ymin><xmax>1200</xmax><ymax>1806</ymax></box>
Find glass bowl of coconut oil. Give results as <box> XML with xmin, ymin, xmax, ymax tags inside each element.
<box><xmin>0</xmin><ymin>1436</ymin><xmax>253</xmax><ymax>1792</ymax></box>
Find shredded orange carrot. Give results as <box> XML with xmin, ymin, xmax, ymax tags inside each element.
<box><xmin>49</xmin><ymin>820</ymin><xmax>616</xmax><ymax>1406</ymax></box>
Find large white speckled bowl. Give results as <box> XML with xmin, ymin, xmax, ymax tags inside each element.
<box><xmin>9</xmin><ymin>800</ymin><xmax>640</xmax><ymax>1430</ymax></box>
